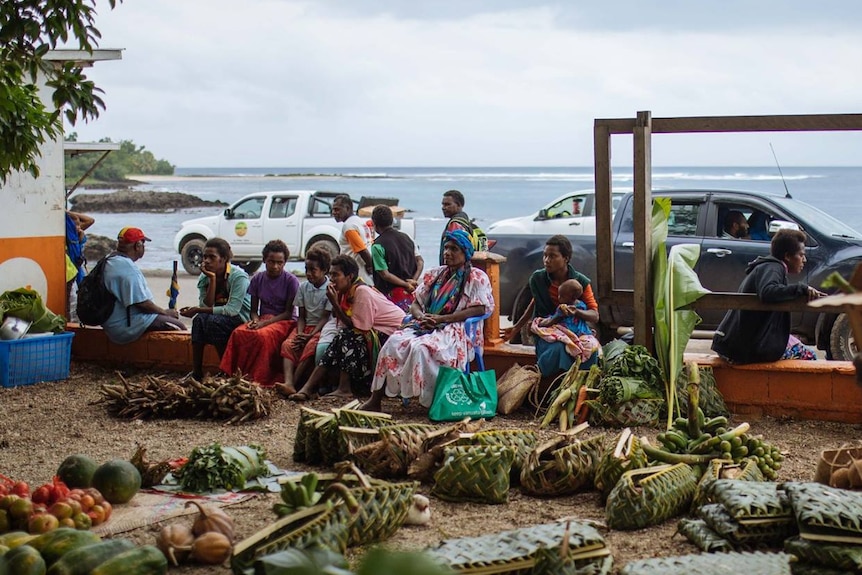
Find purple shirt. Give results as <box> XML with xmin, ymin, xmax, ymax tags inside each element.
<box><xmin>248</xmin><ymin>270</ymin><xmax>300</xmax><ymax>318</ymax></box>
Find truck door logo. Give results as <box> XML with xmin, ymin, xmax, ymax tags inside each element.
<box><xmin>235</xmin><ymin>222</ymin><xmax>248</xmax><ymax>237</ymax></box>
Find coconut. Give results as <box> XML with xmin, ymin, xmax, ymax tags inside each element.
<box><xmin>830</xmin><ymin>465</ymin><xmax>851</xmax><ymax>489</ymax></box>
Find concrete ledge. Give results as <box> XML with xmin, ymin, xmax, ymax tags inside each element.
<box><xmin>685</xmin><ymin>352</ymin><xmax>860</xmax><ymax>423</ymax></box>
<box><xmin>69</xmin><ymin>324</ymin><xmax>220</xmax><ymax>373</ymax></box>
<box><xmin>69</xmin><ymin>324</ymin><xmax>860</xmax><ymax>423</ymax></box>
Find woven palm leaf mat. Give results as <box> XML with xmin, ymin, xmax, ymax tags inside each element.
<box><xmin>425</xmin><ymin>520</ymin><xmax>611</xmax><ymax>575</ymax></box>
<box><xmin>91</xmin><ymin>489</ymin><xmax>253</xmax><ymax>536</ymax></box>
<box><xmin>620</xmin><ymin>551</ymin><xmax>792</xmax><ymax>575</ymax></box>
<box><xmin>676</xmin><ymin>518</ymin><xmax>734</xmax><ymax>553</ymax></box>
<box><xmin>784</xmin><ymin>536</ymin><xmax>862</xmax><ymax>572</ymax></box>
<box><xmin>783</xmin><ymin>481</ymin><xmax>862</xmax><ymax>544</ymax></box>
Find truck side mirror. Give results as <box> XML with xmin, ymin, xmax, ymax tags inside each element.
<box><xmin>224</xmin><ymin>208</ymin><xmax>234</xmax><ymax>219</ymax></box>
<box><xmin>536</xmin><ymin>209</ymin><xmax>548</xmax><ymax>221</ymax></box>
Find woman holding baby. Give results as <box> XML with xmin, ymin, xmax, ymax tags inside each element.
<box><xmin>502</xmin><ymin>234</ymin><xmax>601</xmax><ymax>376</ymax></box>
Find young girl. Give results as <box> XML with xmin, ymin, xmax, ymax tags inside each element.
<box><xmin>530</xmin><ymin>279</ymin><xmax>600</xmax><ymax>364</ymax></box>
<box><xmin>277</xmin><ymin>248</ymin><xmax>332</xmax><ymax>396</ymax></box>
<box><xmin>219</xmin><ymin>240</ymin><xmax>299</xmax><ymax>386</ymax></box>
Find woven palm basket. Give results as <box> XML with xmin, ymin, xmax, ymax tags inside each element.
<box><xmin>348</xmin><ymin>423</ymin><xmax>435</xmax><ymax>478</ymax></box>
<box><xmin>425</xmin><ymin>520</ymin><xmax>611</xmax><ymax>575</ymax></box>
<box><xmin>698</xmin><ymin>503</ymin><xmax>797</xmax><ymax>547</ymax></box>
<box><xmin>783</xmin><ymin>481</ymin><xmax>862</xmax><ymax>544</ymax></box>
<box><xmin>293</xmin><ymin>406</ymin><xmax>331</xmax><ymax>464</ymax></box>
<box><xmin>707</xmin><ymin>478</ymin><xmax>793</xmax><ymax>520</ymax></box>
<box><xmin>784</xmin><ymin>535</ymin><xmax>862</xmax><ymax>572</ymax></box>
<box><xmin>431</xmin><ymin>444</ymin><xmax>515</xmax><ymax>504</ymax></box>
<box><xmin>230</xmin><ymin>503</ymin><xmax>350</xmax><ymax>574</ymax></box>
<box><xmin>520</xmin><ymin>434</ymin><xmax>606</xmax><ymax>497</ymax></box>
<box><xmin>456</xmin><ymin>429</ymin><xmax>538</xmax><ymax>481</ymax></box>
<box><xmin>586</xmin><ymin>398</ymin><xmax>664</xmax><ymax>428</ymax></box>
<box><xmin>676</xmin><ymin>518</ymin><xmax>733</xmax><ymax>553</ymax></box>
<box><xmin>605</xmin><ymin>463</ymin><xmax>697</xmax><ymax>530</ymax></box>
<box><xmin>692</xmin><ymin>458</ymin><xmax>765</xmax><ymax>511</ymax></box>
<box><xmin>790</xmin><ymin>562</ymin><xmax>856</xmax><ymax>575</ymax></box>
<box><xmin>594</xmin><ymin>429</ymin><xmax>649</xmax><ymax>503</ymax></box>
<box><xmin>619</xmin><ymin>551</ymin><xmax>792</xmax><ymax>575</ymax></box>
<box><xmin>315</xmin><ymin>414</ymin><xmax>346</xmax><ymax>466</ymax></box>
<box><xmin>337</xmin><ymin>407</ymin><xmax>394</xmax><ymax>429</ymax></box>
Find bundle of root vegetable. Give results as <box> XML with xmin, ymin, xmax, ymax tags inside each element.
<box><xmin>93</xmin><ymin>371</ymin><xmax>272</xmax><ymax>424</ymax></box>
<box><xmin>537</xmin><ymin>361</ymin><xmax>600</xmax><ymax>431</ymax></box>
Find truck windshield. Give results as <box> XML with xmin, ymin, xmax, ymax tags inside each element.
<box><xmin>774</xmin><ymin>197</ymin><xmax>862</xmax><ymax>240</ymax></box>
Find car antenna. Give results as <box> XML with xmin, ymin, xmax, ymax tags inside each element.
<box><xmin>769</xmin><ymin>142</ymin><xmax>793</xmax><ymax>199</ymax></box>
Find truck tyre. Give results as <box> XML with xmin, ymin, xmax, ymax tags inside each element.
<box><xmin>829</xmin><ymin>313</ymin><xmax>856</xmax><ymax>361</ymax></box>
<box><xmin>237</xmin><ymin>261</ymin><xmax>261</xmax><ymax>275</ymax></box>
<box><xmin>307</xmin><ymin>238</ymin><xmax>339</xmax><ymax>261</ymax></box>
<box><xmin>180</xmin><ymin>238</ymin><xmax>206</xmax><ymax>275</ymax></box>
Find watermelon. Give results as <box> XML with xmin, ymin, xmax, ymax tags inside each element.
<box><xmin>56</xmin><ymin>455</ymin><xmax>98</xmax><ymax>489</ymax></box>
<box><xmin>91</xmin><ymin>461</ymin><xmax>141</xmax><ymax>505</ymax></box>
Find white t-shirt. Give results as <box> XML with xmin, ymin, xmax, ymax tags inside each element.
<box><xmin>339</xmin><ymin>214</ymin><xmax>375</xmax><ymax>284</ymax></box>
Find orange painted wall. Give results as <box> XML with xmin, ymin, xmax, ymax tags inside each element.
<box><xmin>0</xmin><ymin>235</ymin><xmax>66</xmax><ymax>314</ymax></box>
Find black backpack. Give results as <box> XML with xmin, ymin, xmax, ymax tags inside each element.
<box><xmin>76</xmin><ymin>255</ymin><xmax>119</xmax><ymax>326</ymax></box>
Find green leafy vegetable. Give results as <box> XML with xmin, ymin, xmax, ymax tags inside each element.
<box><xmin>174</xmin><ymin>444</ymin><xmax>267</xmax><ymax>492</ymax></box>
<box><xmin>598</xmin><ymin>376</ymin><xmax>663</xmax><ymax>406</ymax></box>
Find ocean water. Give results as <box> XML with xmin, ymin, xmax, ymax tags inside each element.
<box><xmin>74</xmin><ymin>166</ymin><xmax>862</xmax><ymax>272</ymax></box>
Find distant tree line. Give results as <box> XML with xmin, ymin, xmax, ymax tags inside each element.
<box><xmin>65</xmin><ymin>134</ymin><xmax>175</xmax><ymax>182</ymax></box>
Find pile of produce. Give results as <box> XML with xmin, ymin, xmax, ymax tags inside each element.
<box><xmin>0</xmin><ymin>527</ymin><xmax>167</xmax><ymax>575</ymax></box>
<box><xmin>155</xmin><ymin>501</ymin><xmax>234</xmax><ymax>567</ymax></box>
<box><xmin>172</xmin><ymin>444</ymin><xmax>268</xmax><ymax>492</ymax></box>
<box><xmin>0</xmin><ymin>473</ymin><xmax>114</xmax><ymax>535</ymax></box>
<box><xmin>94</xmin><ymin>372</ymin><xmax>272</xmax><ymax>424</ymax></box>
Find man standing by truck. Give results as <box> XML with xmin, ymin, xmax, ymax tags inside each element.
<box><xmin>333</xmin><ymin>194</ymin><xmax>374</xmax><ymax>283</ymax></box>
<box><xmin>439</xmin><ymin>189</ymin><xmax>473</xmax><ymax>265</ymax></box>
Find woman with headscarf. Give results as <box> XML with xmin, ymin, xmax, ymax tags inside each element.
<box><xmin>502</xmin><ymin>234</ymin><xmax>601</xmax><ymax>376</ymax></box>
<box><xmin>361</xmin><ymin>229</ymin><xmax>495</xmax><ymax>412</ymax></box>
<box><xmin>288</xmin><ymin>254</ymin><xmax>405</xmax><ymax>401</ymax></box>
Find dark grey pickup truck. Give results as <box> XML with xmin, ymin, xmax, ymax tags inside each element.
<box><xmin>490</xmin><ymin>189</ymin><xmax>862</xmax><ymax>360</ymax></box>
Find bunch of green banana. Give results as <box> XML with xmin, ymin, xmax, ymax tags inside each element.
<box><xmin>272</xmin><ymin>472</ymin><xmax>322</xmax><ymax>517</ymax></box>
<box><xmin>742</xmin><ymin>434</ymin><xmax>783</xmax><ymax>480</ymax></box>
<box><xmin>644</xmin><ymin>412</ymin><xmax>751</xmax><ymax>466</ymax></box>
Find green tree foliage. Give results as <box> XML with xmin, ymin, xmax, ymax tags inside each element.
<box><xmin>0</xmin><ymin>0</ymin><xmax>122</xmax><ymax>183</ymax></box>
<box><xmin>65</xmin><ymin>136</ymin><xmax>175</xmax><ymax>182</ymax></box>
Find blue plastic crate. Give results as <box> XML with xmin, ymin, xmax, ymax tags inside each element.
<box><xmin>0</xmin><ymin>332</ymin><xmax>74</xmax><ymax>388</ymax></box>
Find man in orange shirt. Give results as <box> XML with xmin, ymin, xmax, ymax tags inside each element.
<box><xmin>332</xmin><ymin>195</ymin><xmax>374</xmax><ymax>283</ymax></box>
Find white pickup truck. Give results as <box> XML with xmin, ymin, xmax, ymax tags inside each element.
<box><xmin>174</xmin><ymin>190</ymin><xmax>414</xmax><ymax>275</ymax></box>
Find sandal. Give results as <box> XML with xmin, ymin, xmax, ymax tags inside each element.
<box><xmin>288</xmin><ymin>391</ymin><xmax>317</xmax><ymax>402</ymax></box>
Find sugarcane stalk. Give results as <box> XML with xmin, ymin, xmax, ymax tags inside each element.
<box><xmin>686</xmin><ymin>361</ymin><xmax>701</xmax><ymax>439</ymax></box>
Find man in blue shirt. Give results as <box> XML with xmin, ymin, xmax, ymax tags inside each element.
<box><xmin>101</xmin><ymin>227</ymin><xmax>186</xmax><ymax>344</ymax></box>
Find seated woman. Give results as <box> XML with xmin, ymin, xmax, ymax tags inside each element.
<box><xmin>362</xmin><ymin>229</ymin><xmax>495</xmax><ymax>412</ymax></box>
<box><xmin>277</xmin><ymin>247</ymin><xmax>333</xmax><ymax>396</ymax></box>
<box><xmin>289</xmin><ymin>255</ymin><xmax>405</xmax><ymax>401</ymax></box>
<box><xmin>712</xmin><ymin>228</ymin><xmax>825</xmax><ymax>364</ymax></box>
<box><xmin>219</xmin><ymin>240</ymin><xmax>299</xmax><ymax>386</ymax></box>
<box><xmin>502</xmin><ymin>234</ymin><xmax>601</xmax><ymax>377</ymax></box>
<box><xmin>530</xmin><ymin>278</ymin><xmax>600</xmax><ymax>364</ymax></box>
<box><xmin>180</xmin><ymin>238</ymin><xmax>251</xmax><ymax>382</ymax></box>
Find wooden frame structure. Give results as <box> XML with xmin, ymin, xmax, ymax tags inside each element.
<box><xmin>593</xmin><ymin>112</ymin><xmax>862</xmax><ymax>351</ymax></box>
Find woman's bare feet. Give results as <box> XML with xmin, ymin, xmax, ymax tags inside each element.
<box><xmin>274</xmin><ymin>383</ymin><xmax>296</xmax><ymax>397</ymax></box>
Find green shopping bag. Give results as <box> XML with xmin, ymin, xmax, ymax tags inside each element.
<box><xmin>428</xmin><ymin>365</ymin><xmax>497</xmax><ymax>422</ymax></box>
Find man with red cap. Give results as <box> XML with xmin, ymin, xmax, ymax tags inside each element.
<box><xmin>100</xmin><ymin>227</ymin><xmax>186</xmax><ymax>344</ymax></box>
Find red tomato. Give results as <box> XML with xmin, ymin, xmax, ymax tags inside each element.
<box><xmin>87</xmin><ymin>505</ymin><xmax>107</xmax><ymax>526</ymax></box>
<box><xmin>28</xmin><ymin>512</ymin><xmax>59</xmax><ymax>534</ymax></box>
<box><xmin>58</xmin><ymin>517</ymin><xmax>76</xmax><ymax>529</ymax></box>
<box><xmin>100</xmin><ymin>500</ymin><xmax>112</xmax><ymax>521</ymax></box>
<box><xmin>49</xmin><ymin>501</ymin><xmax>74</xmax><ymax>520</ymax></box>
<box><xmin>11</xmin><ymin>482</ymin><xmax>29</xmax><ymax>498</ymax></box>
<box><xmin>65</xmin><ymin>499</ymin><xmax>83</xmax><ymax>515</ymax></box>
<box><xmin>79</xmin><ymin>495</ymin><xmax>95</xmax><ymax>512</ymax></box>
<box><xmin>31</xmin><ymin>485</ymin><xmax>52</xmax><ymax>505</ymax></box>
<box><xmin>83</xmin><ymin>488</ymin><xmax>104</xmax><ymax>506</ymax></box>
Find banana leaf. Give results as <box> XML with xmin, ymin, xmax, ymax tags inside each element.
<box><xmin>651</xmin><ymin>198</ymin><xmax>710</xmax><ymax>429</ymax></box>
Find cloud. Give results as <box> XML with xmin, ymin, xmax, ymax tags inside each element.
<box><xmin>68</xmin><ymin>0</ymin><xmax>862</xmax><ymax>166</ymax></box>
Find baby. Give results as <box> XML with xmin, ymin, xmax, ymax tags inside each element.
<box><xmin>536</xmin><ymin>279</ymin><xmax>591</xmax><ymax>336</ymax></box>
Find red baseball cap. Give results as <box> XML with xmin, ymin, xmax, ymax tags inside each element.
<box><xmin>118</xmin><ymin>227</ymin><xmax>152</xmax><ymax>243</ymax></box>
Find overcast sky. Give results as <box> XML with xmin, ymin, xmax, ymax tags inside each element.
<box><xmin>66</xmin><ymin>0</ymin><xmax>862</xmax><ymax>167</ymax></box>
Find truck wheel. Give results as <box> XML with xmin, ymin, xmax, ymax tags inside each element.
<box><xmin>307</xmin><ymin>238</ymin><xmax>339</xmax><ymax>261</ymax></box>
<box><xmin>238</xmin><ymin>261</ymin><xmax>261</xmax><ymax>275</ymax></box>
<box><xmin>829</xmin><ymin>313</ymin><xmax>856</xmax><ymax>361</ymax></box>
<box><xmin>180</xmin><ymin>238</ymin><xmax>206</xmax><ymax>275</ymax></box>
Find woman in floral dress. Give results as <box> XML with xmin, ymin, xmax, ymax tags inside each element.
<box><xmin>362</xmin><ymin>229</ymin><xmax>495</xmax><ymax>412</ymax></box>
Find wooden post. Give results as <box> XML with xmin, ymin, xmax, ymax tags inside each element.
<box><xmin>594</xmin><ymin>121</ymin><xmax>613</xmax><ymax>303</ymax></box>
<box><xmin>471</xmin><ymin>251</ymin><xmax>506</xmax><ymax>347</ymax></box>
<box><xmin>633</xmin><ymin>111</ymin><xmax>654</xmax><ymax>352</ymax></box>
